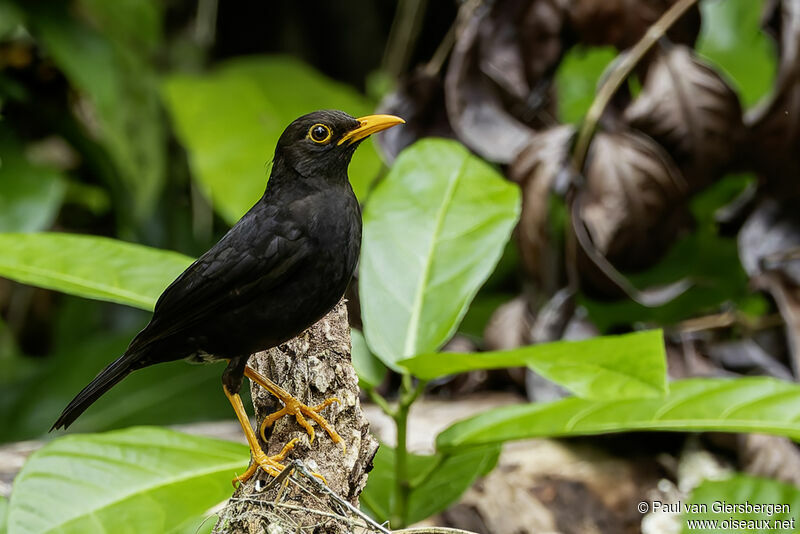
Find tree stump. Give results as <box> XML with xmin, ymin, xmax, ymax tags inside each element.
<box><xmin>214</xmin><ymin>300</ymin><xmax>378</xmax><ymax>533</ymax></box>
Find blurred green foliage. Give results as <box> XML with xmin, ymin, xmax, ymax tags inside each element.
<box><xmin>696</xmin><ymin>0</ymin><xmax>776</xmax><ymax>108</ymax></box>
<box><xmin>361</xmin><ymin>444</ymin><xmax>500</xmax><ymax>526</ymax></box>
<box><xmin>555</xmin><ymin>46</ymin><xmax>617</xmax><ymax>123</ymax></box>
<box><xmin>0</xmin><ymin>126</ymin><xmax>66</xmax><ymax>232</ymax></box>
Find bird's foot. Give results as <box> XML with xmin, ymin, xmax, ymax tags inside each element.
<box><xmin>233</xmin><ymin>437</ymin><xmax>298</xmax><ymax>487</ymax></box>
<box><xmin>260</xmin><ymin>395</ymin><xmax>343</xmax><ymax>447</ymax></box>
<box><xmin>243</xmin><ymin>366</ymin><xmax>344</xmax><ymax>451</ymax></box>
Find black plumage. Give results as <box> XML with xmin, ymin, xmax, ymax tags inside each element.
<box><xmin>52</xmin><ymin>110</ymin><xmax>403</xmax><ymax>434</ymax></box>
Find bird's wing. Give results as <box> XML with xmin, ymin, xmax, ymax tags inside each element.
<box><xmin>129</xmin><ymin>212</ymin><xmax>311</xmax><ymax>351</ymax></box>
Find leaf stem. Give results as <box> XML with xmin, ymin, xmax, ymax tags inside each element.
<box><xmin>571</xmin><ymin>0</ymin><xmax>700</xmax><ymax>170</ymax></box>
<box><xmin>391</xmin><ymin>374</ymin><xmax>427</xmax><ymax>528</ymax></box>
<box><xmin>368</xmin><ymin>387</ymin><xmax>396</xmax><ymax>417</ymax></box>
<box><xmin>382</xmin><ymin>0</ymin><xmax>430</xmax><ymax>79</ymax></box>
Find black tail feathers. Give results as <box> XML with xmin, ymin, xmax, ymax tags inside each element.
<box><xmin>50</xmin><ymin>350</ymin><xmax>139</xmax><ymax>431</ymax></box>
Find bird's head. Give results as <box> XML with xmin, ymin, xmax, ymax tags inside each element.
<box><xmin>273</xmin><ymin>110</ymin><xmax>404</xmax><ymax>180</ymax></box>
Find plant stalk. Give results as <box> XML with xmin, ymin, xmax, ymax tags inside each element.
<box><xmin>571</xmin><ymin>0</ymin><xmax>700</xmax><ymax>171</ymax></box>
<box><xmin>390</xmin><ymin>374</ymin><xmax>427</xmax><ymax>528</ymax></box>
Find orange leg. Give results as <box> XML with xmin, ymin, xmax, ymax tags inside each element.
<box><xmin>224</xmin><ymin>384</ymin><xmax>298</xmax><ymax>486</ymax></box>
<box><xmin>243</xmin><ymin>366</ymin><xmax>344</xmax><ymax>451</ymax></box>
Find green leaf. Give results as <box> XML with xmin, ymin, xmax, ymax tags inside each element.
<box><xmin>0</xmin><ymin>126</ymin><xmax>66</xmax><ymax>232</ymax></box>
<box><xmin>7</xmin><ymin>427</ymin><xmax>247</xmax><ymax>534</ymax></box>
<box><xmin>27</xmin><ymin>2</ymin><xmax>166</xmax><ymax>221</ymax></box>
<box><xmin>0</xmin><ymin>233</ymin><xmax>193</xmax><ymax>310</ymax></box>
<box><xmin>351</xmin><ymin>328</ymin><xmax>387</xmax><ymax>389</ymax></box>
<box><xmin>683</xmin><ymin>475</ymin><xmax>800</xmax><ymax>533</ymax></box>
<box><xmin>162</xmin><ymin>56</ymin><xmax>382</xmax><ymax>225</ymax></box>
<box><xmin>76</xmin><ymin>0</ymin><xmax>163</xmax><ymax>53</ymax></box>
<box><xmin>437</xmin><ymin>377</ymin><xmax>800</xmax><ymax>451</ymax></box>
<box><xmin>399</xmin><ymin>330</ymin><xmax>667</xmax><ymax>400</ymax></box>
<box><xmin>360</xmin><ymin>139</ymin><xmax>521</xmax><ymax>369</ymax></box>
<box><xmin>555</xmin><ymin>46</ymin><xmax>618</xmax><ymax>123</ymax></box>
<box><xmin>696</xmin><ymin>0</ymin><xmax>776</xmax><ymax>108</ymax></box>
<box><xmin>0</xmin><ymin>495</ymin><xmax>7</xmax><ymax>534</ymax></box>
<box><xmin>360</xmin><ymin>444</ymin><xmax>500</xmax><ymax>526</ymax></box>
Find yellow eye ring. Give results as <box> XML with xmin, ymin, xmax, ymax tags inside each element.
<box><xmin>308</xmin><ymin>123</ymin><xmax>332</xmax><ymax>144</ymax></box>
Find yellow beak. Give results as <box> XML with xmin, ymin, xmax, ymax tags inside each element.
<box><xmin>338</xmin><ymin>114</ymin><xmax>405</xmax><ymax>145</ymax></box>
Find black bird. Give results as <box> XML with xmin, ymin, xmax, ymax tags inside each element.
<box><xmin>52</xmin><ymin>110</ymin><xmax>404</xmax><ymax>483</ymax></box>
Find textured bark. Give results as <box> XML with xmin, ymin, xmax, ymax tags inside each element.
<box><xmin>214</xmin><ymin>300</ymin><xmax>378</xmax><ymax>533</ymax></box>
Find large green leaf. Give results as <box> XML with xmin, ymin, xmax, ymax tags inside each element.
<box><xmin>7</xmin><ymin>427</ymin><xmax>247</xmax><ymax>534</ymax></box>
<box><xmin>162</xmin><ymin>56</ymin><xmax>382</xmax><ymax>225</ymax></box>
<box><xmin>0</xmin><ymin>233</ymin><xmax>192</xmax><ymax>310</ymax></box>
<box><xmin>399</xmin><ymin>330</ymin><xmax>667</xmax><ymax>400</ymax></box>
<box><xmin>696</xmin><ymin>0</ymin><xmax>776</xmax><ymax>108</ymax></box>
<box><xmin>360</xmin><ymin>139</ymin><xmax>521</xmax><ymax>368</ymax></box>
<box><xmin>437</xmin><ymin>378</ymin><xmax>800</xmax><ymax>451</ymax></box>
<box><xmin>360</xmin><ymin>444</ymin><xmax>499</xmax><ymax>526</ymax></box>
<box><xmin>683</xmin><ymin>475</ymin><xmax>800</xmax><ymax>533</ymax></box>
<box><xmin>0</xmin><ymin>126</ymin><xmax>66</xmax><ymax>232</ymax></box>
<box><xmin>25</xmin><ymin>1</ymin><xmax>166</xmax><ymax>221</ymax></box>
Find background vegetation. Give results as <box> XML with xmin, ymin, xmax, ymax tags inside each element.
<box><xmin>1</xmin><ymin>0</ymin><xmax>799</xmax><ymax>533</ymax></box>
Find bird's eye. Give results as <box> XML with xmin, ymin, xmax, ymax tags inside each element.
<box><xmin>308</xmin><ymin>124</ymin><xmax>332</xmax><ymax>144</ymax></box>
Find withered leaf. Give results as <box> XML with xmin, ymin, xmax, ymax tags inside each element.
<box><xmin>445</xmin><ymin>0</ymin><xmax>565</xmax><ymax>163</ymax></box>
<box><xmin>509</xmin><ymin>125</ymin><xmax>575</xmax><ymax>292</ymax></box>
<box><xmin>483</xmin><ymin>295</ymin><xmax>532</xmax><ymax>351</ymax></box>
<box><xmin>511</xmin><ymin>126</ymin><xmax>691</xmax><ymax>305</ymax></box>
<box><xmin>739</xmin><ymin>434</ymin><xmax>800</xmax><ymax>487</ymax></box>
<box><xmin>624</xmin><ymin>44</ymin><xmax>744</xmax><ymax>192</ymax></box>
<box><xmin>579</xmin><ymin>129</ymin><xmax>688</xmax><ymax>272</ymax></box>
<box><xmin>738</xmin><ymin>199</ymin><xmax>800</xmax><ymax>284</ymax></box>
<box><xmin>376</xmin><ymin>69</ymin><xmax>455</xmax><ymax>163</ymax></box>
<box><xmin>739</xmin><ymin>199</ymin><xmax>800</xmax><ymax>374</ymax></box>
<box><xmin>567</xmin><ymin>0</ymin><xmax>700</xmax><ymax>50</ymax></box>
<box><xmin>707</xmin><ymin>337</ymin><xmax>793</xmax><ymax>380</ymax></box>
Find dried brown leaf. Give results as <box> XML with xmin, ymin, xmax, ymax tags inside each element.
<box><xmin>739</xmin><ymin>199</ymin><xmax>800</xmax><ymax>375</ymax></box>
<box><xmin>624</xmin><ymin>44</ymin><xmax>744</xmax><ymax>192</ymax></box>
<box><xmin>739</xmin><ymin>434</ymin><xmax>800</xmax><ymax>487</ymax></box>
<box><xmin>483</xmin><ymin>295</ymin><xmax>532</xmax><ymax>351</ymax></box>
<box><xmin>706</xmin><ymin>337</ymin><xmax>794</xmax><ymax>381</ymax></box>
<box><xmin>509</xmin><ymin>125</ymin><xmax>574</xmax><ymax>292</ymax></box>
<box><xmin>445</xmin><ymin>0</ymin><xmax>566</xmax><ymax>162</ymax></box>
<box><xmin>579</xmin><ymin>129</ymin><xmax>689</xmax><ymax>272</ymax></box>
<box><xmin>567</xmin><ymin>0</ymin><xmax>700</xmax><ymax>49</ymax></box>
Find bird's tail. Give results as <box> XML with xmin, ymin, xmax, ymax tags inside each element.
<box><xmin>51</xmin><ymin>350</ymin><xmax>141</xmax><ymax>431</ymax></box>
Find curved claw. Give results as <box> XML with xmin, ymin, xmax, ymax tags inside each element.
<box><xmin>232</xmin><ymin>438</ymin><xmax>299</xmax><ymax>487</ymax></box>
<box><xmin>244</xmin><ymin>366</ymin><xmax>344</xmax><ymax>449</ymax></box>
